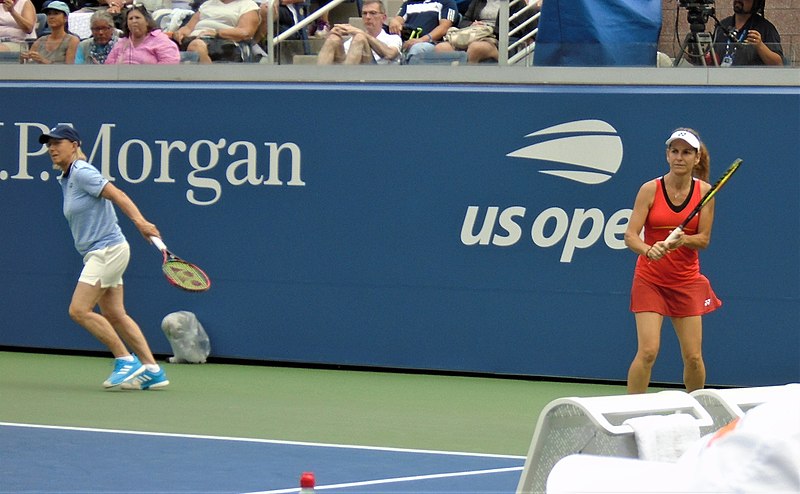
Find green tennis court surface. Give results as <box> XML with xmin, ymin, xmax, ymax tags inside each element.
<box><xmin>0</xmin><ymin>351</ymin><xmax>634</xmax><ymax>492</ymax></box>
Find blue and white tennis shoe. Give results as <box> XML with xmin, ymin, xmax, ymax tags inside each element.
<box><xmin>121</xmin><ymin>368</ymin><xmax>170</xmax><ymax>390</ymax></box>
<box><xmin>103</xmin><ymin>355</ymin><xmax>145</xmax><ymax>388</ymax></box>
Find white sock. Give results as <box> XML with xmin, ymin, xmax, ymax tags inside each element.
<box><xmin>145</xmin><ymin>364</ymin><xmax>161</xmax><ymax>373</ymax></box>
<box><xmin>117</xmin><ymin>355</ymin><xmax>135</xmax><ymax>362</ymax></box>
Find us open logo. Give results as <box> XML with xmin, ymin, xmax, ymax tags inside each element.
<box><xmin>506</xmin><ymin>119</ymin><xmax>623</xmax><ymax>185</ymax></box>
<box><xmin>460</xmin><ymin>119</ymin><xmax>631</xmax><ymax>262</ymax></box>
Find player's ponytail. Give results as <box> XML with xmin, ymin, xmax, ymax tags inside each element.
<box><xmin>694</xmin><ymin>139</ymin><xmax>710</xmax><ymax>183</ymax></box>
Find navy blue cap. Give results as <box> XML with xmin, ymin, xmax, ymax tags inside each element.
<box><xmin>39</xmin><ymin>124</ymin><xmax>81</xmax><ymax>145</ymax></box>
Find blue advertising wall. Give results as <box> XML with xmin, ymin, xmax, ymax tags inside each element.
<box><xmin>1</xmin><ymin>81</ymin><xmax>798</xmax><ymax>387</ymax></box>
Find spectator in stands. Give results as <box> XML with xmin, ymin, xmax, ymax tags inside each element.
<box><xmin>22</xmin><ymin>1</ymin><xmax>79</xmax><ymax>63</ymax></box>
<box><xmin>255</xmin><ymin>0</ymin><xmax>308</xmax><ymax>64</ymax></box>
<box><xmin>256</xmin><ymin>0</ymin><xmax>302</xmax><ymax>44</ymax></box>
<box><xmin>388</xmin><ymin>0</ymin><xmax>458</xmax><ymax>63</ymax></box>
<box><xmin>623</xmin><ymin>128</ymin><xmax>720</xmax><ymax>394</ymax></box>
<box><xmin>103</xmin><ymin>0</ymin><xmax>125</xmax><ymax>15</ymax></box>
<box><xmin>174</xmin><ymin>0</ymin><xmax>259</xmax><ymax>63</ymax></box>
<box><xmin>434</xmin><ymin>0</ymin><xmax>539</xmax><ymax>63</ymax></box>
<box><xmin>316</xmin><ymin>0</ymin><xmax>401</xmax><ymax>65</ymax></box>
<box><xmin>306</xmin><ymin>0</ymin><xmax>330</xmax><ymax>38</ymax></box>
<box><xmin>711</xmin><ymin>0</ymin><xmax>783</xmax><ymax>66</ymax></box>
<box><xmin>105</xmin><ymin>4</ymin><xmax>179</xmax><ymax>63</ymax></box>
<box><xmin>77</xmin><ymin>0</ymin><xmax>117</xmax><ymax>13</ymax></box>
<box><xmin>75</xmin><ymin>10</ymin><xmax>118</xmax><ymax>63</ymax></box>
<box><xmin>0</xmin><ymin>0</ymin><xmax>37</xmax><ymax>53</ymax></box>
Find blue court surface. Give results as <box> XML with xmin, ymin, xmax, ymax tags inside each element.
<box><xmin>0</xmin><ymin>422</ymin><xmax>524</xmax><ymax>493</ymax></box>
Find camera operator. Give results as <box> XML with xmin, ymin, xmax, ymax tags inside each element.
<box><xmin>711</xmin><ymin>0</ymin><xmax>783</xmax><ymax>66</ymax></box>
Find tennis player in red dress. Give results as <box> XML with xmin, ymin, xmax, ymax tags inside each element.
<box><xmin>623</xmin><ymin>128</ymin><xmax>722</xmax><ymax>394</ymax></box>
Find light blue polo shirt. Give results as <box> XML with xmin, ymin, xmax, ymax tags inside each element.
<box><xmin>58</xmin><ymin>160</ymin><xmax>125</xmax><ymax>257</ymax></box>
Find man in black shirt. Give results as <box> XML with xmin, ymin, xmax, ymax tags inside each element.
<box><xmin>712</xmin><ymin>0</ymin><xmax>783</xmax><ymax>66</ymax></box>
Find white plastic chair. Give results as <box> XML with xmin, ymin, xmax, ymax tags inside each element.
<box><xmin>691</xmin><ymin>384</ymin><xmax>799</xmax><ymax>433</ymax></box>
<box><xmin>516</xmin><ymin>390</ymin><xmax>713</xmax><ymax>494</ymax></box>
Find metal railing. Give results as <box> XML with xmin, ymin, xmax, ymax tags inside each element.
<box><xmin>262</xmin><ymin>0</ymin><xmax>539</xmax><ymax>65</ymax></box>
<box><xmin>508</xmin><ymin>0</ymin><xmax>539</xmax><ymax>65</ymax></box>
<box><xmin>263</xmin><ymin>0</ymin><xmax>351</xmax><ymax>64</ymax></box>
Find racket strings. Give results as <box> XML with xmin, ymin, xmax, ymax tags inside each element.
<box><xmin>163</xmin><ymin>261</ymin><xmax>211</xmax><ymax>291</ymax></box>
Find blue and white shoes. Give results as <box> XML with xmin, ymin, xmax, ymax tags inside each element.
<box><xmin>103</xmin><ymin>355</ymin><xmax>145</xmax><ymax>388</ymax></box>
<box><xmin>120</xmin><ymin>368</ymin><xmax>170</xmax><ymax>390</ymax></box>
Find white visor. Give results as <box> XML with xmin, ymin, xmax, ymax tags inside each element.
<box><xmin>665</xmin><ymin>130</ymin><xmax>700</xmax><ymax>150</ymax></box>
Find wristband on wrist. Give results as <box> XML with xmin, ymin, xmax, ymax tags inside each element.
<box><xmin>427</xmin><ymin>34</ymin><xmax>433</xmax><ymax>42</ymax></box>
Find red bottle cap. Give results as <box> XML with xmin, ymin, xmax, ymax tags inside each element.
<box><xmin>300</xmin><ymin>472</ymin><xmax>315</xmax><ymax>488</ymax></box>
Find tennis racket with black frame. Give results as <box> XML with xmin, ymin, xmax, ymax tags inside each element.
<box><xmin>665</xmin><ymin>158</ymin><xmax>743</xmax><ymax>244</ymax></box>
<box><xmin>150</xmin><ymin>237</ymin><xmax>211</xmax><ymax>292</ymax></box>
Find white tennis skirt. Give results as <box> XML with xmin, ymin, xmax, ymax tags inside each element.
<box><xmin>79</xmin><ymin>241</ymin><xmax>130</xmax><ymax>288</ymax></box>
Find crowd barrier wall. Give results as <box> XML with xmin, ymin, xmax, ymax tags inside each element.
<box><xmin>1</xmin><ymin>69</ymin><xmax>798</xmax><ymax>387</ymax></box>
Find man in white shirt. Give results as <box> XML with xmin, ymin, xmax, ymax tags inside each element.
<box><xmin>317</xmin><ymin>0</ymin><xmax>402</xmax><ymax>64</ymax></box>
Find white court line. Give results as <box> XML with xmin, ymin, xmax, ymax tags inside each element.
<box><xmin>245</xmin><ymin>466</ymin><xmax>525</xmax><ymax>494</ymax></box>
<box><xmin>0</xmin><ymin>422</ymin><xmax>525</xmax><ymax>459</ymax></box>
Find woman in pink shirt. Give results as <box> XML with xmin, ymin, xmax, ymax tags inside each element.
<box><xmin>106</xmin><ymin>4</ymin><xmax>179</xmax><ymax>64</ymax></box>
<box><xmin>0</xmin><ymin>0</ymin><xmax>37</xmax><ymax>52</ymax></box>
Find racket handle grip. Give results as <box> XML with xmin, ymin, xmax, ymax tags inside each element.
<box><xmin>150</xmin><ymin>236</ymin><xmax>168</xmax><ymax>251</ymax></box>
<box><xmin>665</xmin><ymin>227</ymin><xmax>683</xmax><ymax>245</ymax></box>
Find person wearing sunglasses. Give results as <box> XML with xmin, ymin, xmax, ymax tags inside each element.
<box><xmin>105</xmin><ymin>3</ymin><xmax>180</xmax><ymax>64</ymax></box>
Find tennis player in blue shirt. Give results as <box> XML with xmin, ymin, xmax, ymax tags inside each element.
<box><xmin>41</xmin><ymin>124</ymin><xmax>169</xmax><ymax>390</ymax></box>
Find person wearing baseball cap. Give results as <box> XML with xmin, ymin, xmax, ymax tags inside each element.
<box><xmin>38</xmin><ymin>123</ymin><xmax>82</xmax><ymax>145</ymax></box>
<box><xmin>40</xmin><ymin>124</ymin><xmax>170</xmax><ymax>390</ymax></box>
<box><xmin>22</xmin><ymin>1</ymin><xmax>79</xmax><ymax>64</ymax></box>
<box><xmin>43</xmin><ymin>0</ymin><xmax>70</xmax><ymax>14</ymax></box>
<box><xmin>623</xmin><ymin>127</ymin><xmax>721</xmax><ymax>394</ymax></box>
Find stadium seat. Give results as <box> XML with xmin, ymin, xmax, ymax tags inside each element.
<box><xmin>407</xmin><ymin>51</ymin><xmax>468</xmax><ymax>65</ymax></box>
<box><xmin>515</xmin><ymin>390</ymin><xmax>713</xmax><ymax>494</ymax></box>
<box><xmin>36</xmin><ymin>13</ymin><xmax>50</xmax><ymax>38</ymax></box>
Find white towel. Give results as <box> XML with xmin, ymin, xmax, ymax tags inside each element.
<box><xmin>623</xmin><ymin>413</ymin><xmax>700</xmax><ymax>462</ymax></box>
